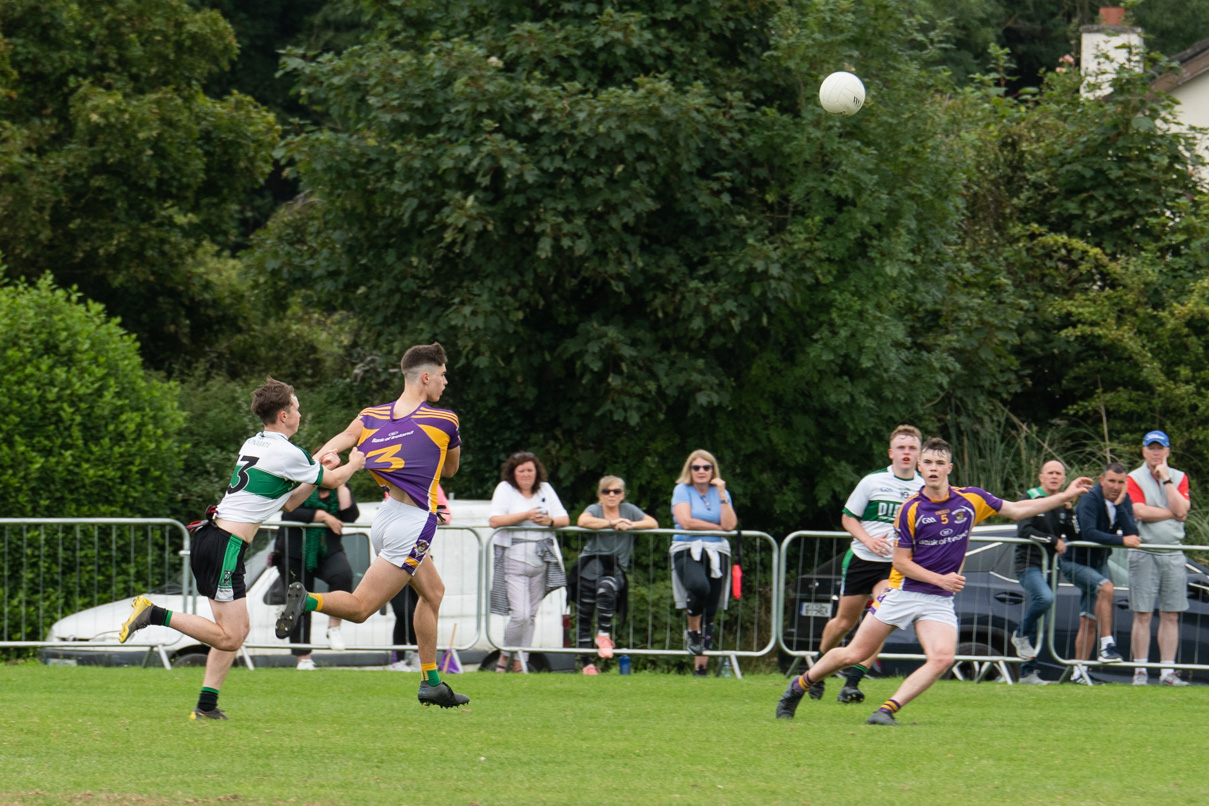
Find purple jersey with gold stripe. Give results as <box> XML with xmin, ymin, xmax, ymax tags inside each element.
<box><xmin>895</xmin><ymin>486</ymin><xmax>1003</xmax><ymax>597</ymax></box>
<box><xmin>354</xmin><ymin>402</ymin><xmax>461</xmax><ymax>512</ymax></box>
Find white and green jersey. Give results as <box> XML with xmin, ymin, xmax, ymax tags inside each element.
<box><xmin>842</xmin><ymin>465</ymin><xmax>924</xmax><ymax>563</ymax></box>
<box><xmin>215</xmin><ymin>431</ymin><xmax>324</xmax><ymax>525</ymax></box>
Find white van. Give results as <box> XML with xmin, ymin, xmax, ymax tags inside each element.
<box><xmin>38</xmin><ymin>499</ymin><xmax>572</xmax><ymax>671</ymax></box>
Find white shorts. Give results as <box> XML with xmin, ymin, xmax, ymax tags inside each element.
<box><xmin>370</xmin><ymin>498</ymin><xmax>438</xmax><ymax>574</ymax></box>
<box><xmin>872</xmin><ymin>587</ymin><xmax>958</xmax><ymax>631</ymax></box>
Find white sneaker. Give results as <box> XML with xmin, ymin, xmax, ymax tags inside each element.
<box><xmin>1160</xmin><ymin>673</ymin><xmax>1190</xmax><ymax>687</ymax></box>
<box><xmin>1011</xmin><ymin>632</ymin><xmax>1037</xmax><ymax>660</ymax></box>
<box><xmin>327</xmin><ymin>626</ymin><xmax>346</xmax><ymax>652</ymax></box>
<box><xmin>1070</xmin><ymin>666</ymin><xmax>1094</xmax><ymax>686</ymax></box>
<box><xmin>1018</xmin><ymin>671</ymin><xmax>1048</xmax><ymax>685</ymax></box>
<box><xmin>1133</xmin><ymin>668</ymin><xmax>1148</xmax><ymax>686</ymax></box>
<box><xmin>296</xmin><ymin>657</ymin><xmax>316</xmax><ymax>670</ymax></box>
<box><xmin>388</xmin><ymin>659</ymin><xmax>414</xmax><ymax>672</ymax></box>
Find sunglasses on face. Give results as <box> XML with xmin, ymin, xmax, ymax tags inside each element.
<box><xmin>600</xmin><ymin>488</ymin><xmax>624</xmax><ymax>495</ymax></box>
<box><xmin>691</xmin><ymin>463</ymin><xmax>713</xmax><ymax>472</ymax></box>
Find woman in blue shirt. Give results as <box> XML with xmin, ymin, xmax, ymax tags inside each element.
<box><xmin>670</xmin><ymin>449</ymin><xmax>738</xmax><ymax>676</ymax></box>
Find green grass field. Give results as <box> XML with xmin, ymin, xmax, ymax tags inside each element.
<box><xmin>1</xmin><ymin>664</ymin><xmax>1206</xmax><ymax>805</ymax></box>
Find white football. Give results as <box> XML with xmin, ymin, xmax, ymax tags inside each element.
<box><xmin>819</xmin><ymin>71</ymin><xmax>865</xmax><ymax>116</ymax></box>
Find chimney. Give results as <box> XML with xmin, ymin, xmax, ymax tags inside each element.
<box><xmin>1080</xmin><ymin>7</ymin><xmax>1144</xmax><ymax>98</ymax></box>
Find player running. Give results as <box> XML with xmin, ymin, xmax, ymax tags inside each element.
<box><xmin>777</xmin><ymin>437</ymin><xmax>1091</xmax><ymax>725</ymax></box>
<box><xmin>119</xmin><ymin>378</ymin><xmax>364</xmax><ymax>720</ymax></box>
<box><xmin>808</xmin><ymin>425</ymin><xmax>923</xmax><ymax>704</ymax></box>
<box><xmin>275</xmin><ymin>342</ymin><xmax>469</xmax><ymax>709</ymax></box>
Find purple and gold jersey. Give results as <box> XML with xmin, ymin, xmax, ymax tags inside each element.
<box><xmin>894</xmin><ymin>486</ymin><xmax>1003</xmax><ymax>597</ymax></box>
<box><xmin>355</xmin><ymin>402</ymin><xmax>461</xmax><ymax>512</ymax></box>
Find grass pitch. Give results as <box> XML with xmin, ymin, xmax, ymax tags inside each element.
<box><xmin>1</xmin><ymin>664</ymin><xmax>1206</xmax><ymax>805</ymax></box>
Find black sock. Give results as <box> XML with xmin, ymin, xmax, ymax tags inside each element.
<box><xmin>150</xmin><ymin>606</ymin><xmax>169</xmax><ymax>626</ymax></box>
<box><xmin>845</xmin><ymin>663</ymin><xmax>868</xmax><ymax>687</ymax></box>
<box><xmin>198</xmin><ymin>687</ymin><xmax>219</xmax><ymax>712</ymax></box>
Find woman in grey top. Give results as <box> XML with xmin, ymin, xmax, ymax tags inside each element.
<box><xmin>574</xmin><ymin>476</ymin><xmax>658</xmax><ymax>674</ymax></box>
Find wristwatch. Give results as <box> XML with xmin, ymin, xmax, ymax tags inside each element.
<box><xmin>1162</xmin><ymin>479</ymin><xmax>1173</xmax><ymax>485</ymax></box>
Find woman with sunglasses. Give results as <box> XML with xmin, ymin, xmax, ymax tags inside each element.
<box><xmin>572</xmin><ymin>476</ymin><xmax>659</xmax><ymax>674</ymax></box>
<box><xmin>488</xmin><ymin>451</ymin><xmax>570</xmax><ymax>672</ymax></box>
<box><xmin>670</xmin><ymin>450</ymin><xmax>737</xmax><ymax>676</ymax></box>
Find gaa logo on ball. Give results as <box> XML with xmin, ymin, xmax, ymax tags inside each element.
<box><xmin>818</xmin><ymin>71</ymin><xmax>865</xmax><ymax>116</ymax></box>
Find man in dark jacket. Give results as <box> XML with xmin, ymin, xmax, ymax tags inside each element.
<box><xmin>1066</xmin><ymin>462</ymin><xmax>1141</xmax><ymax>684</ymax></box>
<box><xmin>1012</xmin><ymin>460</ymin><xmax>1077</xmax><ymax>684</ymax></box>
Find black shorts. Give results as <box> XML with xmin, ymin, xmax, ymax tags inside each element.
<box><xmin>840</xmin><ymin>551</ymin><xmax>893</xmax><ymax>598</ymax></box>
<box><xmin>190</xmin><ymin>523</ymin><xmax>249</xmax><ymax>602</ymax></box>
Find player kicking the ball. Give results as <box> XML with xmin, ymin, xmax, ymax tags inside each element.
<box><xmin>275</xmin><ymin>342</ymin><xmax>469</xmax><ymax>709</ymax></box>
<box><xmin>776</xmin><ymin>437</ymin><xmax>1091</xmax><ymax>725</ymax></box>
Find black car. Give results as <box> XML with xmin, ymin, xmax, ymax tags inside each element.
<box><xmin>783</xmin><ymin>526</ymin><xmax>1209</xmax><ymax>683</ymax></box>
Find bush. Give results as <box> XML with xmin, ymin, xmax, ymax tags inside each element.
<box><xmin>0</xmin><ymin>275</ymin><xmax>183</xmax><ymax>517</ymax></box>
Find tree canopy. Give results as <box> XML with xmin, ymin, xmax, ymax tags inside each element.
<box><xmin>0</xmin><ymin>0</ymin><xmax>279</xmax><ymax>367</ymax></box>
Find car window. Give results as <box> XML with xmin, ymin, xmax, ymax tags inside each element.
<box><xmin>962</xmin><ymin>541</ymin><xmax>1014</xmax><ymax>576</ymax></box>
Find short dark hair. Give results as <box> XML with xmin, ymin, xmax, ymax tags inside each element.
<box><xmin>251</xmin><ymin>377</ymin><xmax>294</xmax><ymax>424</ymax></box>
<box><xmin>920</xmin><ymin>436</ymin><xmax>951</xmax><ymax>458</ymax></box>
<box><xmin>501</xmin><ymin>451</ymin><xmax>548</xmax><ymax>491</ymax></box>
<box><xmin>1103</xmin><ymin>461</ymin><xmax>1127</xmax><ymax>475</ymax></box>
<box><xmin>400</xmin><ymin>342</ymin><xmax>447</xmax><ymax>381</ymax></box>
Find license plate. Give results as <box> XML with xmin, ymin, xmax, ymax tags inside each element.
<box><xmin>799</xmin><ymin>603</ymin><xmax>831</xmax><ymax>618</ymax></box>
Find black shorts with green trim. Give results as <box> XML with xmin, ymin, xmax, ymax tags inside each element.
<box><xmin>839</xmin><ymin>551</ymin><xmax>893</xmax><ymax>598</ymax></box>
<box><xmin>190</xmin><ymin>523</ymin><xmax>249</xmax><ymax>602</ymax></box>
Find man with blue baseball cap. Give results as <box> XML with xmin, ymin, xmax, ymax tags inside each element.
<box><xmin>1125</xmin><ymin>430</ymin><xmax>1192</xmax><ymax>686</ymax></box>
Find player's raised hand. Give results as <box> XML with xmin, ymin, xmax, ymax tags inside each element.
<box><xmin>347</xmin><ymin>447</ymin><xmax>366</xmax><ymax>470</ymax></box>
<box><xmin>1065</xmin><ymin>476</ymin><xmax>1094</xmax><ymax>499</ymax></box>
<box><xmin>319</xmin><ymin>451</ymin><xmax>342</xmax><ymax>470</ymax></box>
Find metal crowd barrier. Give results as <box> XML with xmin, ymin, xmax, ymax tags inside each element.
<box><xmin>0</xmin><ymin>518</ymin><xmax>191</xmax><ymax>666</ymax></box>
<box><xmin>486</xmin><ymin>525</ymin><xmax>778</xmax><ymax>677</ymax></box>
<box><xmin>781</xmin><ymin>526</ymin><xmax>1209</xmax><ymax>684</ymax></box>
<box><xmin>236</xmin><ymin>521</ymin><xmax>491</xmax><ymax>663</ymax></box>
<box><xmin>7</xmin><ymin>517</ymin><xmax>1209</xmax><ymax>683</ymax></box>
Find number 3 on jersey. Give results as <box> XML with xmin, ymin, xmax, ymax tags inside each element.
<box><xmin>227</xmin><ymin>455</ymin><xmax>260</xmax><ymax>494</ymax></box>
<box><xmin>366</xmin><ymin>444</ymin><xmax>406</xmax><ymax>471</ymax></box>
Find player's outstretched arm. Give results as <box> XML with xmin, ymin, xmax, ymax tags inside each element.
<box><xmin>999</xmin><ymin>477</ymin><xmax>1093</xmax><ymax>520</ymax></box>
<box><xmin>315</xmin><ymin>415</ymin><xmax>364</xmax><ymax>467</ymax></box>
<box><xmin>320</xmin><ymin>446</ymin><xmax>365</xmax><ymax>488</ymax></box>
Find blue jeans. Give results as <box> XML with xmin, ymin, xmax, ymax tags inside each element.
<box><xmin>1016</xmin><ymin>566</ymin><xmax>1054</xmax><ymax>675</ymax></box>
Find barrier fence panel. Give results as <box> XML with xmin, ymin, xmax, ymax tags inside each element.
<box><xmin>780</xmin><ymin>526</ymin><xmax>1209</xmax><ymax>683</ymax></box>
<box><xmin>1042</xmin><ymin>540</ymin><xmax>1209</xmax><ymax>681</ymax></box>
<box><xmin>0</xmin><ymin>519</ymin><xmax>190</xmax><ymax>662</ymax></box>
<box><xmin>239</xmin><ymin>521</ymin><xmax>489</xmax><ymax>660</ymax></box>
<box><xmin>486</xmin><ymin>526</ymin><xmax>778</xmax><ymax>675</ymax></box>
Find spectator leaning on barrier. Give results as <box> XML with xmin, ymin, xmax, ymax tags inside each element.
<box><xmin>1067</xmin><ymin>462</ymin><xmax>1141</xmax><ymax>685</ymax></box>
<box><xmin>1012</xmin><ymin>460</ymin><xmax>1076</xmax><ymax>685</ymax></box>
<box><xmin>670</xmin><ymin>449</ymin><xmax>737</xmax><ymax>677</ymax></box>
<box><xmin>573</xmin><ymin>476</ymin><xmax>658</xmax><ymax>675</ymax></box>
<box><xmin>812</xmin><ymin>424</ymin><xmax>923</xmax><ymax>704</ymax></box>
<box><xmin>276</xmin><ymin>482</ymin><xmax>359</xmax><ymax>669</ymax></box>
<box><xmin>1125</xmin><ymin>431</ymin><xmax>1192</xmax><ymax>687</ymax></box>
<box><xmin>489</xmin><ymin>452</ymin><xmax>569</xmax><ymax>673</ymax></box>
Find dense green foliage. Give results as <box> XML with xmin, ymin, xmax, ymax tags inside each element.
<box><xmin>0</xmin><ymin>0</ymin><xmax>279</xmax><ymax>367</ymax></box>
<box><xmin>0</xmin><ymin>277</ymin><xmax>184</xmax><ymax>518</ymax></box>
<box><xmin>2</xmin><ymin>0</ymin><xmax>1209</xmax><ymax>539</ymax></box>
<box><xmin>255</xmin><ymin>0</ymin><xmax>970</xmax><ymax>525</ymax></box>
